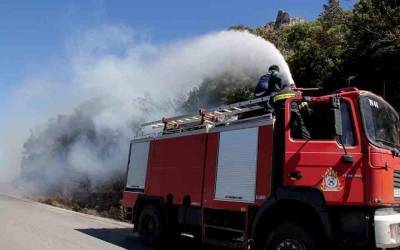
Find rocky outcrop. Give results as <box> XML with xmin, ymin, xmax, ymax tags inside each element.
<box><xmin>265</xmin><ymin>10</ymin><xmax>305</xmax><ymax>31</ymax></box>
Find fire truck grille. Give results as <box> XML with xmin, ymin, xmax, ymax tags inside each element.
<box><xmin>394</xmin><ymin>170</ymin><xmax>400</xmax><ymax>200</ymax></box>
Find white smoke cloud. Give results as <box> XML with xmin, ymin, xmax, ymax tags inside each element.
<box><xmin>0</xmin><ymin>24</ymin><xmax>293</xmax><ymax>195</ymax></box>
<box><xmin>69</xmin><ymin>25</ymin><xmax>293</xmax><ymax>129</ymax></box>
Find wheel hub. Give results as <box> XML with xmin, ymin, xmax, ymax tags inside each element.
<box><xmin>276</xmin><ymin>239</ymin><xmax>306</xmax><ymax>250</ymax></box>
<box><xmin>146</xmin><ymin>218</ymin><xmax>156</xmax><ymax>234</ymax></box>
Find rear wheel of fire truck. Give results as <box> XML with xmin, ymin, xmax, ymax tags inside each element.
<box><xmin>264</xmin><ymin>222</ymin><xmax>320</xmax><ymax>250</ymax></box>
<box><xmin>137</xmin><ymin>205</ymin><xmax>165</xmax><ymax>246</ymax></box>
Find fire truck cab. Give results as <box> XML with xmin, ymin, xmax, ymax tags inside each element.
<box><xmin>122</xmin><ymin>88</ymin><xmax>400</xmax><ymax>249</ymax></box>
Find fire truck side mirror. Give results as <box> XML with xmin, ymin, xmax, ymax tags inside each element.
<box><xmin>329</xmin><ymin>96</ymin><xmax>343</xmax><ymax>137</ymax></box>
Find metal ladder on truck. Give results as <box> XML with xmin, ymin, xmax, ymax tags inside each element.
<box><xmin>136</xmin><ymin>96</ymin><xmax>273</xmax><ymax>139</ymax></box>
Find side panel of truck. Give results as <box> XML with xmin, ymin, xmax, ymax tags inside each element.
<box><xmin>145</xmin><ymin>133</ymin><xmax>207</xmax><ymax>205</ymax></box>
<box><xmin>203</xmin><ymin>125</ymin><xmax>274</xmax><ymax>211</ymax></box>
<box><xmin>123</xmin><ymin>142</ymin><xmax>150</xmax><ymax>209</ymax></box>
<box><xmin>126</xmin><ymin>142</ymin><xmax>150</xmax><ymax>190</ymax></box>
<box><xmin>215</xmin><ymin>127</ymin><xmax>259</xmax><ymax>203</ymax></box>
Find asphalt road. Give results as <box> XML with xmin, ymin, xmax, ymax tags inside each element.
<box><xmin>0</xmin><ymin>194</ymin><xmax>225</xmax><ymax>250</ymax></box>
<box><xmin>0</xmin><ymin>194</ymin><xmax>150</xmax><ymax>250</ymax></box>
<box><xmin>0</xmin><ymin>195</ymin><xmax>372</xmax><ymax>250</ymax></box>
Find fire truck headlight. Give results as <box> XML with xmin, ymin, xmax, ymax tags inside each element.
<box><xmin>389</xmin><ymin>224</ymin><xmax>400</xmax><ymax>242</ymax></box>
<box><xmin>375</xmin><ymin>208</ymin><xmax>400</xmax><ymax>248</ymax></box>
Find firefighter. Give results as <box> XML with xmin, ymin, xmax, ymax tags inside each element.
<box><xmin>271</xmin><ymin>85</ymin><xmax>311</xmax><ymax>140</ymax></box>
<box><xmin>255</xmin><ymin>65</ymin><xmax>282</xmax><ymax>98</ymax></box>
<box><xmin>290</xmin><ymin>101</ymin><xmax>312</xmax><ymax>140</ymax></box>
<box><xmin>255</xmin><ymin>64</ymin><xmax>299</xmax><ymax>109</ymax></box>
<box><xmin>255</xmin><ymin>64</ymin><xmax>310</xmax><ymax>140</ymax></box>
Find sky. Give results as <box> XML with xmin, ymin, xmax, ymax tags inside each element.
<box><xmin>0</xmin><ymin>0</ymin><xmax>357</xmax><ymax>189</ymax></box>
<box><xmin>0</xmin><ymin>0</ymin><xmax>356</xmax><ymax>123</ymax></box>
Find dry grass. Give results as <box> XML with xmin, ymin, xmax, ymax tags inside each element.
<box><xmin>36</xmin><ymin>192</ymin><xmax>123</xmax><ymax>220</ymax></box>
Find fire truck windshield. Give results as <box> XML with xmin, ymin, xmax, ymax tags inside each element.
<box><xmin>360</xmin><ymin>95</ymin><xmax>400</xmax><ymax>150</ymax></box>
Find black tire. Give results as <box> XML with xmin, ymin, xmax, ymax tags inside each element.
<box><xmin>138</xmin><ymin>205</ymin><xmax>165</xmax><ymax>246</ymax></box>
<box><xmin>264</xmin><ymin>222</ymin><xmax>321</xmax><ymax>250</ymax></box>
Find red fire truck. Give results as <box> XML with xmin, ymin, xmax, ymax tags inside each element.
<box><xmin>122</xmin><ymin>88</ymin><xmax>400</xmax><ymax>249</ymax></box>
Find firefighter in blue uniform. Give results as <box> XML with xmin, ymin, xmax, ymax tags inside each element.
<box><xmin>255</xmin><ymin>64</ymin><xmax>297</xmax><ymax>107</ymax></box>
<box><xmin>255</xmin><ymin>64</ymin><xmax>311</xmax><ymax>140</ymax></box>
<box><xmin>255</xmin><ymin>65</ymin><xmax>282</xmax><ymax>98</ymax></box>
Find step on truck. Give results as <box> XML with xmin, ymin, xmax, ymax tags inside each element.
<box><xmin>122</xmin><ymin>87</ymin><xmax>400</xmax><ymax>249</ymax></box>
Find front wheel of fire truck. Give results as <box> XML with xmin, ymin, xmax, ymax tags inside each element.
<box><xmin>264</xmin><ymin>222</ymin><xmax>320</xmax><ymax>250</ymax></box>
<box><xmin>137</xmin><ymin>205</ymin><xmax>165</xmax><ymax>246</ymax></box>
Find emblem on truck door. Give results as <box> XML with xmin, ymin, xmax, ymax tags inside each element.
<box><xmin>320</xmin><ymin>168</ymin><xmax>343</xmax><ymax>191</ymax></box>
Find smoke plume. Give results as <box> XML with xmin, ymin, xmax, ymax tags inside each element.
<box><xmin>0</xmin><ymin>25</ymin><xmax>293</xmax><ymax>197</ymax></box>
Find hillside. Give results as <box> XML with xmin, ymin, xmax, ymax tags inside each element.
<box><xmin>22</xmin><ymin>0</ymin><xmax>400</xmax><ymax>219</ymax></box>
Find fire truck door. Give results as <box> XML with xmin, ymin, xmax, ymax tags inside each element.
<box><xmin>284</xmin><ymin>100</ymin><xmax>363</xmax><ymax>203</ymax></box>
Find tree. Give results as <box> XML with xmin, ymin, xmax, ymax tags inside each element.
<box><xmin>345</xmin><ymin>0</ymin><xmax>400</xmax><ymax>109</ymax></box>
<box><xmin>254</xmin><ymin>1</ymin><xmax>350</xmax><ymax>91</ymax></box>
<box><xmin>228</xmin><ymin>25</ymin><xmax>254</xmax><ymax>33</ymax></box>
<box><xmin>320</xmin><ymin>0</ymin><xmax>346</xmax><ymax>29</ymax></box>
<box><xmin>283</xmin><ymin>16</ymin><xmax>349</xmax><ymax>90</ymax></box>
<box><xmin>186</xmin><ymin>0</ymin><xmax>400</xmax><ymax>110</ymax></box>
<box><xmin>180</xmin><ymin>74</ymin><xmax>257</xmax><ymax>113</ymax></box>
<box><xmin>254</xmin><ymin>26</ymin><xmax>290</xmax><ymax>56</ymax></box>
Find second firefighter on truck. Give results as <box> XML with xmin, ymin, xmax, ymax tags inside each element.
<box><xmin>255</xmin><ymin>65</ymin><xmax>311</xmax><ymax>140</ymax></box>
